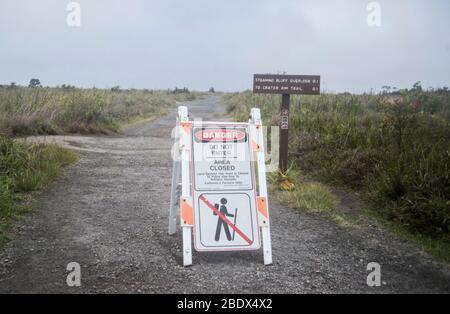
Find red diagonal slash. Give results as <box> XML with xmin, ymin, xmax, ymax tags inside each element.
<box><xmin>199</xmin><ymin>195</ymin><xmax>253</xmax><ymax>245</ymax></box>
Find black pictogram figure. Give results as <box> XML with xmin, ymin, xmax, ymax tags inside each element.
<box><xmin>213</xmin><ymin>198</ymin><xmax>235</xmax><ymax>241</ymax></box>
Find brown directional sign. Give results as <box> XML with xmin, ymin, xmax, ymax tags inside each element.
<box><xmin>252</xmin><ymin>73</ymin><xmax>321</xmax><ymax>173</ymax></box>
<box><xmin>253</xmin><ymin>74</ymin><xmax>320</xmax><ymax>95</ymax></box>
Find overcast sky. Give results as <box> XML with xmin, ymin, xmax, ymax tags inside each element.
<box><xmin>1</xmin><ymin>0</ymin><xmax>449</xmax><ymax>92</ymax></box>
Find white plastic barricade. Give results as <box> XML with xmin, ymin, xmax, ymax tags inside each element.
<box><xmin>168</xmin><ymin>106</ymin><xmax>272</xmax><ymax>266</ymax></box>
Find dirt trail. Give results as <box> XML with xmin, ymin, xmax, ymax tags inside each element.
<box><xmin>0</xmin><ymin>96</ymin><xmax>449</xmax><ymax>293</ymax></box>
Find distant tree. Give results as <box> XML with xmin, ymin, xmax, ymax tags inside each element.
<box><xmin>29</xmin><ymin>78</ymin><xmax>42</xmax><ymax>88</ymax></box>
<box><xmin>209</xmin><ymin>87</ymin><xmax>215</xmax><ymax>93</ymax></box>
<box><xmin>61</xmin><ymin>84</ymin><xmax>76</xmax><ymax>90</ymax></box>
<box><xmin>381</xmin><ymin>85</ymin><xmax>392</xmax><ymax>94</ymax></box>
<box><xmin>173</xmin><ymin>87</ymin><xmax>190</xmax><ymax>94</ymax></box>
<box><xmin>411</xmin><ymin>81</ymin><xmax>422</xmax><ymax>92</ymax></box>
<box><xmin>9</xmin><ymin>82</ymin><xmax>17</xmax><ymax>89</ymax></box>
<box><xmin>111</xmin><ymin>86</ymin><xmax>120</xmax><ymax>92</ymax></box>
<box><xmin>435</xmin><ymin>86</ymin><xmax>449</xmax><ymax>95</ymax></box>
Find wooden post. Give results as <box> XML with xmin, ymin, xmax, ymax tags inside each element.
<box><xmin>279</xmin><ymin>94</ymin><xmax>290</xmax><ymax>173</ymax></box>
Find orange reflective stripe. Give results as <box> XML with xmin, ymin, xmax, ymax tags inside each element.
<box><xmin>257</xmin><ymin>196</ymin><xmax>268</xmax><ymax>219</ymax></box>
<box><xmin>180</xmin><ymin>197</ymin><xmax>193</xmax><ymax>225</ymax></box>
<box><xmin>251</xmin><ymin>140</ymin><xmax>260</xmax><ymax>152</ymax></box>
<box><xmin>180</xmin><ymin>122</ymin><xmax>192</xmax><ymax>134</ymax></box>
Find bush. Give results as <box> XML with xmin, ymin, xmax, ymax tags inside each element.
<box><xmin>223</xmin><ymin>88</ymin><xmax>450</xmax><ymax>240</ymax></box>
<box><xmin>368</xmin><ymin>145</ymin><xmax>450</xmax><ymax>238</ymax></box>
<box><xmin>0</xmin><ymin>136</ymin><xmax>78</xmax><ymax>241</ymax></box>
<box><xmin>0</xmin><ymin>87</ymin><xmax>175</xmax><ymax>136</ymax></box>
<box><xmin>276</xmin><ymin>182</ymin><xmax>336</xmax><ymax>214</ymax></box>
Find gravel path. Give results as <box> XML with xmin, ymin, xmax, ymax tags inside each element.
<box><xmin>0</xmin><ymin>96</ymin><xmax>449</xmax><ymax>293</ymax></box>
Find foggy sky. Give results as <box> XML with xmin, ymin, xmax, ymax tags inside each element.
<box><xmin>1</xmin><ymin>0</ymin><xmax>449</xmax><ymax>92</ymax></box>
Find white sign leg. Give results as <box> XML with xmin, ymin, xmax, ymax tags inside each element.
<box><xmin>168</xmin><ymin>158</ymin><xmax>180</xmax><ymax>235</ymax></box>
<box><xmin>168</xmin><ymin>122</ymin><xmax>181</xmax><ymax>235</ymax></box>
<box><xmin>182</xmin><ymin>225</ymin><xmax>192</xmax><ymax>266</ymax></box>
<box><xmin>178</xmin><ymin>106</ymin><xmax>193</xmax><ymax>266</ymax></box>
<box><xmin>250</xmin><ymin>108</ymin><xmax>273</xmax><ymax>266</ymax></box>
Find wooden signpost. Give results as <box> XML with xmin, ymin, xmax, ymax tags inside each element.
<box><xmin>253</xmin><ymin>74</ymin><xmax>321</xmax><ymax>172</ymax></box>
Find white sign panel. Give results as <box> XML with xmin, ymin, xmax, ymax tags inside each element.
<box><xmin>191</xmin><ymin>124</ymin><xmax>260</xmax><ymax>251</ymax></box>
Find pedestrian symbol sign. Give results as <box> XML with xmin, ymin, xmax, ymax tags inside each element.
<box><xmin>168</xmin><ymin>106</ymin><xmax>272</xmax><ymax>266</ymax></box>
<box><xmin>196</xmin><ymin>193</ymin><xmax>259</xmax><ymax>250</ymax></box>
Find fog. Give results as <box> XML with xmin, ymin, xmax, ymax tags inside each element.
<box><xmin>1</xmin><ymin>0</ymin><xmax>449</xmax><ymax>92</ymax></box>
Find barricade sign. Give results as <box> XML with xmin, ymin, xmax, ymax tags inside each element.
<box><xmin>192</xmin><ymin>125</ymin><xmax>260</xmax><ymax>251</ymax></box>
<box><xmin>168</xmin><ymin>107</ymin><xmax>272</xmax><ymax>266</ymax></box>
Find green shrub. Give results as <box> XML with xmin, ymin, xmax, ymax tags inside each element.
<box><xmin>277</xmin><ymin>182</ymin><xmax>336</xmax><ymax>214</ymax></box>
<box><xmin>0</xmin><ymin>87</ymin><xmax>178</xmax><ymax>136</ymax></box>
<box><xmin>0</xmin><ymin>136</ymin><xmax>78</xmax><ymax>241</ymax></box>
<box><xmin>368</xmin><ymin>145</ymin><xmax>450</xmax><ymax>238</ymax></box>
<box><xmin>223</xmin><ymin>88</ymin><xmax>450</xmax><ymax>240</ymax></box>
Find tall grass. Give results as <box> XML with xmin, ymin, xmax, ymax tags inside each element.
<box><xmin>0</xmin><ymin>86</ymin><xmax>193</xmax><ymax>136</ymax></box>
<box><xmin>0</xmin><ymin>85</ymin><xmax>199</xmax><ymax>242</ymax></box>
<box><xmin>0</xmin><ymin>136</ymin><xmax>78</xmax><ymax>242</ymax></box>
<box><xmin>223</xmin><ymin>88</ymin><xmax>450</xmax><ymax>242</ymax></box>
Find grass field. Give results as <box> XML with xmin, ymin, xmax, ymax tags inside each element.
<box><xmin>0</xmin><ymin>85</ymin><xmax>197</xmax><ymax>242</ymax></box>
<box><xmin>0</xmin><ymin>137</ymin><xmax>79</xmax><ymax>242</ymax></box>
<box><xmin>0</xmin><ymin>86</ymin><xmax>198</xmax><ymax>136</ymax></box>
<box><xmin>223</xmin><ymin>86</ymin><xmax>450</xmax><ymax>261</ymax></box>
